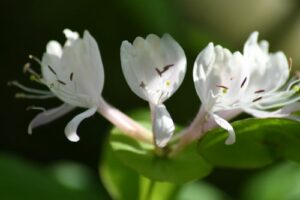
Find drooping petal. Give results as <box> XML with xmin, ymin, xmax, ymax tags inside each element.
<box><xmin>211</xmin><ymin>114</ymin><xmax>235</xmax><ymax>145</ymax></box>
<box><xmin>64</xmin><ymin>107</ymin><xmax>97</xmax><ymax>142</ymax></box>
<box><xmin>152</xmin><ymin>104</ymin><xmax>175</xmax><ymax>147</ymax></box>
<box><xmin>28</xmin><ymin>103</ymin><xmax>75</xmax><ymax>134</ymax></box>
<box><xmin>245</xmin><ymin>102</ymin><xmax>300</xmax><ymax>119</ymax></box>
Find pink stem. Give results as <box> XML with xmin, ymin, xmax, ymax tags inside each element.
<box><xmin>170</xmin><ymin>107</ymin><xmax>241</xmax><ymax>156</ymax></box>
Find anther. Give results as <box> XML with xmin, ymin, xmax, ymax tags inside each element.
<box><xmin>57</xmin><ymin>80</ymin><xmax>66</xmax><ymax>85</ymax></box>
<box><xmin>23</xmin><ymin>62</ymin><xmax>41</xmax><ymax>79</ymax></box>
<box><xmin>216</xmin><ymin>85</ymin><xmax>228</xmax><ymax>89</ymax></box>
<box><xmin>139</xmin><ymin>81</ymin><xmax>146</xmax><ymax>88</ymax></box>
<box><xmin>70</xmin><ymin>72</ymin><xmax>74</xmax><ymax>81</ymax></box>
<box><xmin>252</xmin><ymin>97</ymin><xmax>262</xmax><ymax>102</ymax></box>
<box><xmin>15</xmin><ymin>93</ymin><xmax>25</xmax><ymax>98</ymax></box>
<box><xmin>28</xmin><ymin>55</ymin><xmax>42</xmax><ymax>65</ymax></box>
<box><xmin>292</xmin><ymin>85</ymin><xmax>300</xmax><ymax>92</ymax></box>
<box><xmin>241</xmin><ymin>77</ymin><xmax>247</xmax><ymax>88</ymax></box>
<box><xmin>48</xmin><ymin>65</ymin><xmax>57</xmax><ymax>75</ymax></box>
<box><xmin>254</xmin><ymin>89</ymin><xmax>265</xmax><ymax>94</ymax></box>
<box><xmin>155</xmin><ymin>64</ymin><xmax>174</xmax><ymax>76</ymax></box>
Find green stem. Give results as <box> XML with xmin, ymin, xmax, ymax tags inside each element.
<box><xmin>145</xmin><ymin>180</ymin><xmax>155</xmax><ymax>200</ymax></box>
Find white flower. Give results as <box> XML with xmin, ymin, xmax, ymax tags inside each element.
<box><xmin>11</xmin><ymin>29</ymin><xmax>105</xmax><ymax>142</ymax></box>
<box><xmin>193</xmin><ymin>31</ymin><xmax>300</xmax><ymax>145</ymax></box>
<box><xmin>120</xmin><ymin>34</ymin><xmax>186</xmax><ymax>147</ymax></box>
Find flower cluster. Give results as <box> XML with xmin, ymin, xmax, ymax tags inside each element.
<box><xmin>11</xmin><ymin>29</ymin><xmax>300</xmax><ymax>153</ymax></box>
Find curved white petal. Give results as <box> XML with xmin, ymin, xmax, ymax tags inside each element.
<box><xmin>28</xmin><ymin>103</ymin><xmax>75</xmax><ymax>134</ymax></box>
<box><xmin>243</xmin><ymin>31</ymin><xmax>289</xmax><ymax>95</ymax></box>
<box><xmin>63</xmin><ymin>29</ymin><xmax>79</xmax><ymax>46</ymax></box>
<box><xmin>83</xmin><ymin>30</ymin><xmax>105</xmax><ymax>94</ymax></box>
<box><xmin>41</xmin><ymin>29</ymin><xmax>104</xmax><ymax>109</ymax></box>
<box><xmin>193</xmin><ymin>43</ymin><xmax>215</xmax><ymax>102</ymax></box>
<box><xmin>152</xmin><ymin>104</ymin><xmax>175</xmax><ymax>147</ymax></box>
<box><xmin>193</xmin><ymin>43</ymin><xmax>246</xmax><ymax>111</ymax></box>
<box><xmin>212</xmin><ymin>114</ymin><xmax>235</xmax><ymax>145</ymax></box>
<box><xmin>120</xmin><ymin>41</ymin><xmax>148</xmax><ymax>101</ymax></box>
<box><xmin>46</xmin><ymin>41</ymin><xmax>63</xmax><ymax>57</ymax></box>
<box><xmin>245</xmin><ymin>102</ymin><xmax>300</xmax><ymax>119</ymax></box>
<box><xmin>64</xmin><ymin>107</ymin><xmax>97</xmax><ymax>142</ymax></box>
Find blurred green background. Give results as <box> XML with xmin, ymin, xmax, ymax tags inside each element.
<box><xmin>2</xmin><ymin>0</ymin><xmax>300</xmax><ymax>199</ymax></box>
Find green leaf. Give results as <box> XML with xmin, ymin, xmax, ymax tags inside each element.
<box><xmin>100</xmin><ymin>140</ymin><xmax>178</xmax><ymax>200</ymax></box>
<box><xmin>243</xmin><ymin>161</ymin><xmax>300</xmax><ymax>200</ymax></box>
<box><xmin>198</xmin><ymin>118</ymin><xmax>300</xmax><ymax>168</ymax></box>
<box><xmin>174</xmin><ymin>181</ymin><xmax>229</xmax><ymax>200</ymax></box>
<box><xmin>100</xmin><ymin>143</ymin><xmax>140</xmax><ymax>200</ymax></box>
<box><xmin>0</xmin><ymin>153</ymin><xmax>107</xmax><ymax>200</ymax></box>
<box><xmin>107</xmin><ymin>109</ymin><xmax>212</xmax><ymax>183</ymax></box>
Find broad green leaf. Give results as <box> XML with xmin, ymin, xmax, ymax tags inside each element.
<box><xmin>100</xmin><ymin>140</ymin><xmax>178</xmax><ymax>200</ymax></box>
<box><xmin>0</xmin><ymin>153</ymin><xmax>106</xmax><ymax>200</ymax></box>
<box><xmin>243</xmin><ymin>161</ymin><xmax>300</xmax><ymax>200</ymax></box>
<box><xmin>108</xmin><ymin>112</ymin><xmax>212</xmax><ymax>183</ymax></box>
<box><xmin>100</xmin><ymin>143</ymin><xmax>140</xmax><ymax>200</ymax></box>
<box><xmin>198</xmin><ymin>118</ymin><xmax>300</xmax><ymax>168</ymax></box>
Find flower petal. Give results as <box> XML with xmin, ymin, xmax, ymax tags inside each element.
<box><xmin>245</xmin><ymin>102</ymin><xmax>300</xmax><ymax>119</ymax></box>
<box><xmin>28</xmin><ymin>103</ymin><xmax>75</xmax><ymax>134</ymax></box>
<box><xmin>152</xmin><ymin>104</ymin><xmax>175</xmax><ymax>147</ymax></box>
<box><xmin>83</xmin><ymin>30</ymin><xmax>105</xmax><ymax>95</ymax></box>
<box><xmin>120</xmin><ymin>34</ymin><xmax>186</xmax><ymax>104</ymax></box>
<box><xmin>120</xmin><ymin>41</ymin><xmax>148</xmax><ymax>101</ymax></box>
<box><xmin>46</xmin><ymin>41</ymin><xmax>63</xmax><ymax>57</ymax></box>
<box><xmin>63</xmin><ymin>29</ymin><xmax>79</xmax><ymax>46</ymax></box>
<box><xmin>212</xmin><ymin>114</ymin><xmax>235</xmax><ymax>145</ymax></box>
<box><xmin>64</xmin><ymin>107</ymin><xmax>97</xmax><ymax>142</ymax></box>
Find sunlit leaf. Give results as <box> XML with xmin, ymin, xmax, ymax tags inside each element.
<box><xmin>198</xmin><ymin>118</ymin><xmax>300</xmax><ymax>168</ymax></box>
<box><xmin>106</xmin><ymin>109</ymin><xmax>212</xmax><ymax>183</ymax></box>
<box><xmin>100</xmin><ymin>141</ymin><xmax>178</xmax><ymax>200</ymax></box>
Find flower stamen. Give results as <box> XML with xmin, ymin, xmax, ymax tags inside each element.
<box><xmin>29</xmin><ymin>55</ymin><xmax>42</xmax><ymax>65</ymax></box>
<box><xmin>240</xmin><ymin>77</ymin><xmax>247</xmax><ymax>88</ymax></box>
<box><xmin>70</xmin><ymin>72</ymin><xmax>74</xmax><ymax>81</ymax></box>
<box><xmin>57</xmin><ymin>80</ymin><xmax>66</xmax><ymax>85</ymax></box>
<box><xmin>48</xmin><ymin>65</ymin><xmax>57</xmax><ymax>75</ymax></box>
<box><xmin>252</xmin><ymin>96</ymin><xmax>263</xmax><ymax>102</ymax></box>
<box><xmin>26</xmin><ymin>106</ymin><xmax>46</xmax><ymax>112</ymax></box>
<box><xmin>155</xmin><ymin>64</ymin><xmax>174</xmax><ymax>76</ymax></box>
<box><xmin>254</xmin><ymin>89</ymin><xmax>265</xmax><ymax>94</ymax></box>
<box><xmin>23</xmin><ymin>63</ymin><xmax>41</xmax><ymax>79</ymax></box>
<box><xmin>139</xmin><ymin>81</ymin><xmax>146</xmax><ymax>89</ymax></box>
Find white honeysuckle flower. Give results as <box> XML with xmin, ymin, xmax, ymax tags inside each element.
<box><xmin>193</xmin><ymin>31</ymin><xmax>300</xmax><ymax>145</ymax></box>
<box><xmin>11</xmin><ymin>29</ymin><xmax>105</xmax><ymax>142</ymax></box>
<box><xmin>120</xmin><ymin>34</ymin><xmax>186</xmax><ymax>147</ymax></box>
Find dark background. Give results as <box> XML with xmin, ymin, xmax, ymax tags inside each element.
<box><xmin>1</xmin><ymin>0</ymin><xmax>300</xmax><ymax>198</ymax></box>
